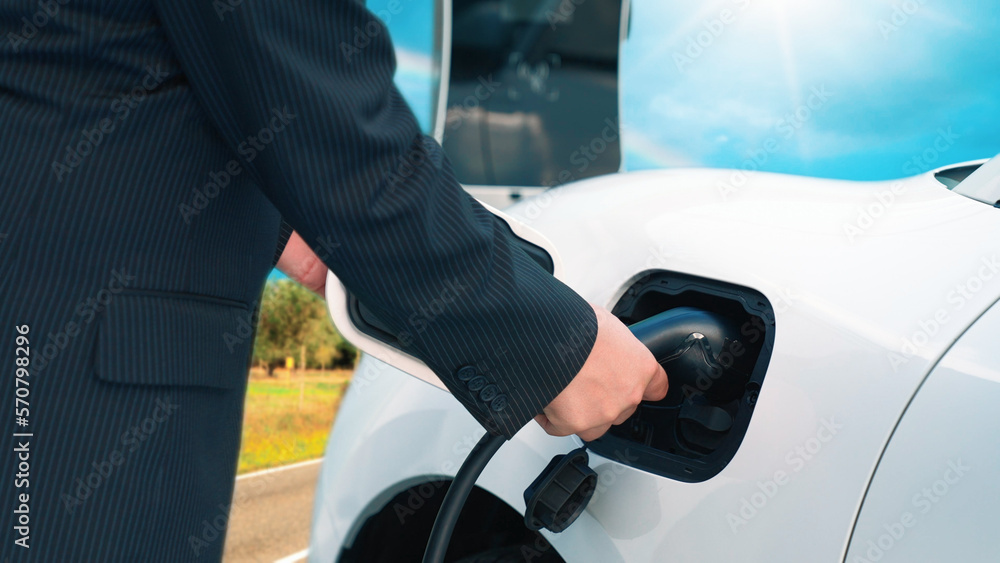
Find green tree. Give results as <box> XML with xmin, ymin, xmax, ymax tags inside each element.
<box><xmin>253</xmin><ymin>280</ymin><xmax>356</xmax><ymax>373</ymax></box>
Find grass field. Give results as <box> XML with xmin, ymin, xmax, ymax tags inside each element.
<box><xmin>237</xmin><ymin>369</ymin><xmax>352</xmax><ymax>474</ymax></box>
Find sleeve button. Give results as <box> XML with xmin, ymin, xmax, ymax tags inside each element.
<box><xmin>479</xmin><ymin>384</ymin><xmax>499</xmax><ymax>402</ymax></box>
<box><xmin>490</xmin><ymin>394</ymin><xmax>508</xmax><ymax>412</ymax></box>
<box><xmin>456</xmin><ymin>365</ymin><xmax>477</xmax><ymax>382</ymax></box>
<box><xmin>467</xmin><ymin>376</ymin><xmax>487</xmax><ymax>392</ymax></box>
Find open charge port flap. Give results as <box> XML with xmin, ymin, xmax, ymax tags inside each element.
<box><xmin>589</xmin><ymin>271</ymin><xmax>775</xmax><ymax>483</ymax></box>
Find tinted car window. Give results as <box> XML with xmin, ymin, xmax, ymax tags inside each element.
<box><xmin>441</xmin><ymin>0</ymin><xmax>623</xmax><ymax>187</ymax></box>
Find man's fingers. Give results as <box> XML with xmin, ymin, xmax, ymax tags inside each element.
<box><xmin>612</xmin><ymin>403</ymin><xmax>638</xmax><ymax>426</ymax></box>
<box><xmin>537</xmin><ymin>412</ymin><xmax>620</xmax><ymax>441</ymax></box>
<box><xmin>642</xmin><ymin>365</ymin><xmax>669</xmax><ymax>402</ymax></box>
<box><xmin>534</xmin><ymin>414</ymin><xmax>553</xmax><ymax>434</ymax></box>
<box><xmin>537</xmin><ymin>304</ymin><xmax>672</xmax><ymax>443</ymax></box>
<box><xmin>535</xmin><ymin>413</ymin><xmax>571</xmax><ymax>437</ymax></box>
<box><xmin>577</xmin><ymin>424</ymin><xmax>612</xmax><ymax>442</ymax></box>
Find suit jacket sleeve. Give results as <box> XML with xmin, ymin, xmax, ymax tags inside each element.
<box><xmin>152</xmin><ymin>0</ymin><xmax>598</xmax><ymax>437</ymax></box>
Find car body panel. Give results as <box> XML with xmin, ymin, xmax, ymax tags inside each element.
<box><xmin>310</xmin><ymin>166</ymin><xmax>1000</xmax><ymax>562</ymax></box>
<box><xmin>844</xmin><ymin>298</ymin><xmax>1000</xmax><ymax>563</ymax></box>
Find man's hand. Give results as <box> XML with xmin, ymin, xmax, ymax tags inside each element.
<box><xmin>275</xmin><ymin>230</ymin><xmax>328</xmax><ymax>296</ymax></box>
<box><xmin>277</xmin><ymin>235</ymin><xmax>666</xmax><ymax>441</ymax></box>
<box><xmin>536</xmin><ymin>305</ymin><xmax>668</xmax><ymax>442</ymax></box>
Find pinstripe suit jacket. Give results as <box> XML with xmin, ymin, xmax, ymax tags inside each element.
<box><xmin>0</xmin><ymin>0</ymin><xmax>597</xmax><ymax>560</ymax></box>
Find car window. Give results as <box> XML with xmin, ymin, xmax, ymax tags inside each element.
<box><xmin>440</xmin><ymin>0</ymin><xmax>623</xmax><ymax>187</ymax></box>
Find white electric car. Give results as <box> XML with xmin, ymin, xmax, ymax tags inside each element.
<box><xmin>310</xmin><ymin>1</ymin><xmax>1000</xmax><ymax>561</ymax></box>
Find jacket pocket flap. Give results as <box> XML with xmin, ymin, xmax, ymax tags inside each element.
<box><xmin>95</xmin><ymin>291</ymin><xmax>253</xmax><ymax>389</ymax></box>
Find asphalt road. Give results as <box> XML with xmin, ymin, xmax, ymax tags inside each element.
<box><xmin>222</xmin><ymin>460</ymin><xmax>322</xmax><ymax>563</ymax></box>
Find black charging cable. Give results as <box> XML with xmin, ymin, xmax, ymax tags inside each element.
<box><xmin>420</xmin><ymin>308</ymin><xmax>743</xmax><ymax>562</ymax></box>
<box><xmin>422</xmin><ymin>433</ymin><xmax>506</xmax><ymax>563</ymax></box>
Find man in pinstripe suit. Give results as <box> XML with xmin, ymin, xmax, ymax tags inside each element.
<box><xmin>0</xmin><ymin>0</ymin><xmax>666</xmax><ymax>560</ymax></box>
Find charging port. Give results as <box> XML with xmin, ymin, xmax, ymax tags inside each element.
<box><xmin>588</xmin><ymin>270</ymin><xmax>775</xmax><ymax>482</ymax></box>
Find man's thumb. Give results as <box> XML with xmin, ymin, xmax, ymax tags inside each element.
<box><xmin>642</xmin><ymin>365</ymin><xmax>669</xmax><ymax>402</ymax></box>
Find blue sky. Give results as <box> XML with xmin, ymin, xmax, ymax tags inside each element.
<box><xmin>273</xmin><ymin>0</ymin><xmax>999</xmax><ymax>280</ymax></box>
<box><xmin>374</xmin><ymin>0</ymin><xmax>1000</xmax><ymax>180</ymax></box>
